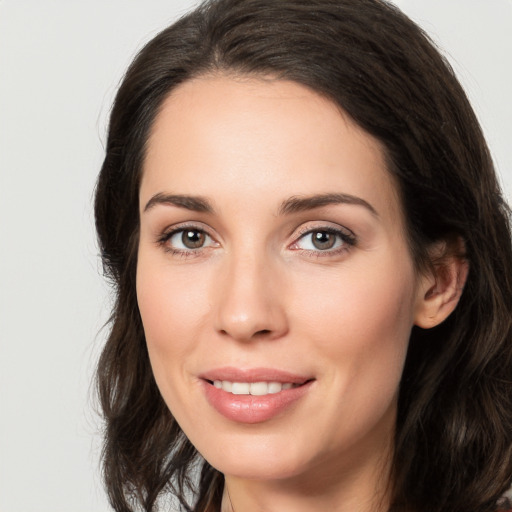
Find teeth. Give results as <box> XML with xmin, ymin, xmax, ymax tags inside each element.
<box><xmin>268</xmin><ymin>382</ymin><xmax>282</xmax><ymax>394</ymax></box>
<box><xmin>249</xmin><ymin>382</ymin><xmax>269</xmax><ymax>396</ymax></box>
<box><xmin>212</xmin><ymin>380</ymin><xmax>299</xmax><ymax>395</ymax></box>
<box><xmin>231</xmin><ymin>382</ymin><xmax>250</xmax><ymax>395</ymax></box>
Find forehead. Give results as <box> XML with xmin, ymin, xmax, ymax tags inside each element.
<box><xmin>141</xmin><ymin>75</ymin><xmax>403</xmax><ymax>227</ymax></box>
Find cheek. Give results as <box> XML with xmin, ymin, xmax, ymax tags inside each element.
<box><xmin>137</xmin><ymin>255</ymin><xmax>208</xmax><ymax>345</ymax></box>
<box><xmin>135</xmin><ymin>252</ymin><xmax>212</xmax><ymax>408</ymax></box>
<box><xmin>291</xmin><ymin>254</ymin><xmax>416</xmax><ymax>399</ymax></box>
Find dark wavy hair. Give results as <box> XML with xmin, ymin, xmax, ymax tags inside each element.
<box><xmin>94</xmin><ymin>1</ymin><xmax>512</xmax><ymax>511</ymax></box>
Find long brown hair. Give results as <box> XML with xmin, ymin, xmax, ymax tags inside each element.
<box><xmin>94</xmin><ymin>1</ymin><xmax>512</xmax><ymax>511</ymax></box>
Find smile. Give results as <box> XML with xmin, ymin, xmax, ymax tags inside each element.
<box><xmin>212</xmin><ymin>380</ymin><xmax>299</xmax><ymax>395</ymax></box>
<box><xmin>200</xmin><ymin>369</ymin><xmax>314</xmax><ymax>423</ymax></box>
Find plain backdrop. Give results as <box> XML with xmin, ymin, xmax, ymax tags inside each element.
<box><xmin>0</xmin><ymin>1</ymin><xmax>511</xmax><ymax>511</ymax></box>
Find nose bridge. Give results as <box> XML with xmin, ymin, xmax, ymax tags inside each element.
<box><xmin>213</xmin><ymin>244</ymin><xmax>287</xmax><ymax>342</ymax></box>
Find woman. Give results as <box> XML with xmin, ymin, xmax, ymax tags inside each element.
<box><xmin>94</xmin><ymin>0</ymin><xmax>512</xmax><ymax>511</ymax></box>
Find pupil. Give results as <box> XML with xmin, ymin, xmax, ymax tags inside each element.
<box><xmin>312</xmin><ymin>231</ymin><xmax>336</xmax><ymax>250</ymax></box>
<box><xmin>182</xmin><ymin>230</ymin><xmax>205</xmax><ymax>249</ymax></box>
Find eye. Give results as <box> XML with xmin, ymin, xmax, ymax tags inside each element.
<box><xmin>174</xmin><ymin>229</ymin><xmax>208</xmax><ymax>249</ymax></box>
<box><xmin>292</xmin><ymin>227</ymin><xmax>356</xmax><ymax>254</ymax></box>
<box><xmin>159</xmin><ymin>227</ymin><xmax>218</xmax><ymax>253</ymax></box>
<box><xmin>306</xmin><ymin>231</ymin><xmax>339</xmax><ymax>250</ymax></box>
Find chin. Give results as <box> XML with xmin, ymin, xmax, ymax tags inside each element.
<box><xmin>212</xmin><ymin>456</ymin><xmax>309</xmax><ymax>482</ymax></box>
<box><xmin>196</xmin><ymin>430</ymin><xmax>319</xmax><ymax>481</ymax></box>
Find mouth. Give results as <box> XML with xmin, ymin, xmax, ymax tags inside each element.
<box><xmin>207</xmin><ymin>380</ymin><xmax>306</xmax><ymax>395</ymax></box>
<box><xmin>200</xmin><ymin>368</ymin><xmax>315</xmax><ymax>424</ymax></box>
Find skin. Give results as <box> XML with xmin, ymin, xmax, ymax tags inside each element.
<box><xmin>136</xmin><ymin>75</ymin><xmax>466</xmax><ymax>512</ymax></box>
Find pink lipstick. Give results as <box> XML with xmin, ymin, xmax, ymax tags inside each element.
<box><xmin>200</xmin><ymin>367</ymin><xmax>314</xmax><ymax>424</ymax></box>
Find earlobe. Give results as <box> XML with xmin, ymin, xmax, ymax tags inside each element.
<box><xmin>414</xmin><ymin>242</ymin><xmax>469</xmax><ymax>329</ymax></box>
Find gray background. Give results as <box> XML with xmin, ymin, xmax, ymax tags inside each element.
<box><xmin>1</xmin><ymin>1</ymin><xmax>511</xmax><ymax>511</ymax></box>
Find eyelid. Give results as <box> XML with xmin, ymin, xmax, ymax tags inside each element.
<box><xmin>154</xmin><ymin>220</ymin><xmax>356</xmax><ymax>257</ymax></box>
<box><xmin>157</xmin><ymin>220</ymin><xmax>214</xmax><ymax>238</ymax></box>
<box><xmin>289</xmin><ymin>222</ymin><xmax>357</xmax><ymax>255</ymax></box>
<box><xmin>293</xmin><ymin>222</ymin><xmax>355</xmax><ymax>239</ymax></box>
<box><xmin>156</xmin><ymin>222</ymin><xmax>219</xmax><ymax>253</ymax></box>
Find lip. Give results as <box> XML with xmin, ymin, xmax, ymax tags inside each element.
<box><xmin>200</xmin><ymin>367</ymin><xmax>314</xmax><ymax>424</ymax></box>
<box><xmin>199</xmin><ymin>366</ymin><xmax>312</xmax><ymax>384</ymax></box>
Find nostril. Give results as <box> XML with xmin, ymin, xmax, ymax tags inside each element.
<box><xmin>218</xmin><ymin>327</ymin><xmax>275</xmax><ymax>340</ymax></box>
<box><xmin>255</xmin><ymin>329</ymin><xmax>271</xmax><ymax>336</ymax></box>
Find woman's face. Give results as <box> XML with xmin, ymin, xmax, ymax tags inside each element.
<box><xmin>137</xmin><ymin>76</ymin><xmax>428</xmax><ymax>484</ymax></box>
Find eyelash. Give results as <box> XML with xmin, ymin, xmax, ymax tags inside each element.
<box><xmin>290</xmin><ymin>225</ymin><xmax>357</xmax><ymax>258</ymax></box>
<box><xmin>156</xmin><ymin>224</ymin><xmax>357</xmax><ymax>258</ymax></box>
<box><xmin>156</xmin><ymin>224</ymin><xmax>217</xmax><ymax>258</ymax></box>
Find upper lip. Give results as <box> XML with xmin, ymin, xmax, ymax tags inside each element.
<box><xmin>199</xmin><ymin>367</ymin><xmax>313</xmax><ymax>384</ymax></box>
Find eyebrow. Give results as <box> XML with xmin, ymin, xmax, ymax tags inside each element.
<box><xmin>278</xmin><ymin>193</ymin><xmax>378</xmax><ymax>217</ymax></box>
<box><xmin>144</xmin><ymin>193</ymin><xmax>214</xmax><ymax>213</ymax></box>
<box><xmin>143</xmin><ymin>191</ymin><xmax>378</xmax><ymax>217</ymax></box>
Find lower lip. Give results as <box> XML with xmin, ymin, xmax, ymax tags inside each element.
<box><xmin>202</xmin><ymin>380</ymin><xmax>313</xmax><ymax>424</ymax></box>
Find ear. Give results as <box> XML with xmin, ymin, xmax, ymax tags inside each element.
<box><xmin>414</xmin><ymin>239</ymin><xmax>469</xmax><ymax>329</ymax></box>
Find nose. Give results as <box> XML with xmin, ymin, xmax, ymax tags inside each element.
<box><xmin>213</xmin><ymin>252</ymin><xmax>288</xmax><ymax>342</ymax></box>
